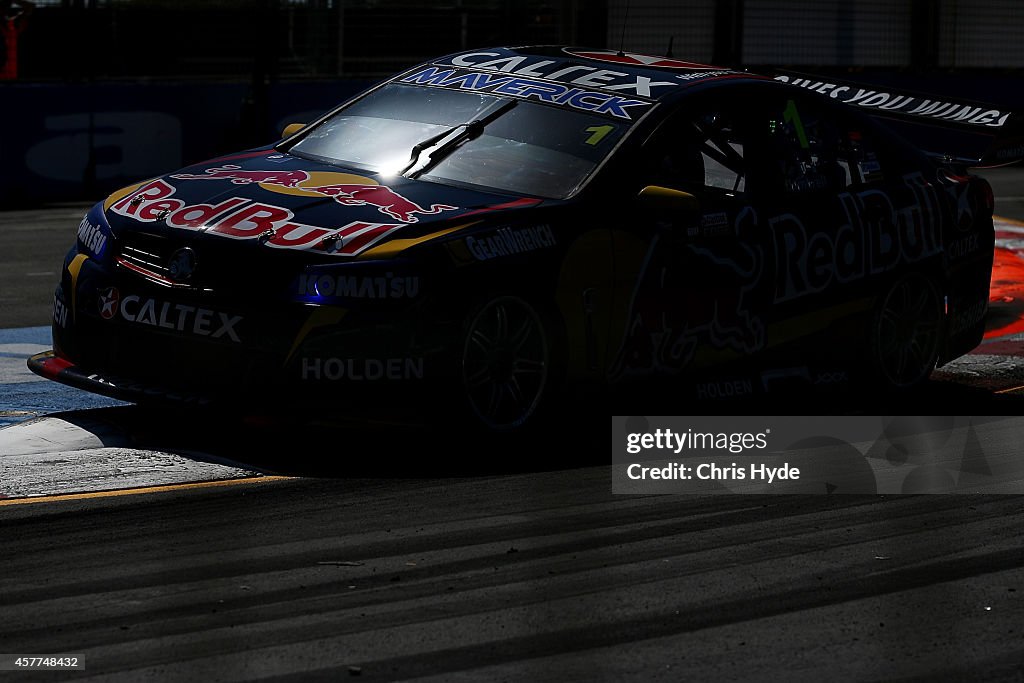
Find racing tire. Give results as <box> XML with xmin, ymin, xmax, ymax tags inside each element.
<box><xmin>458</xmin><ymin>294</ymin><xmax>562</xmax><ymax>432</ymax></box>
<box><xmin>865</xmin><ymin>272</ymin><xmax>944</xmax><ymax>391</ymax></box>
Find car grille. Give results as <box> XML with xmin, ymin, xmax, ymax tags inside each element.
<box><xmin>114</xmin><ymin>230</ymin><xmax>305</xmax><ymax>295</ymax></box>
<box><xmin>118</xmin><ymin>233</ymin><xmax>175</xmax><ymax>281</ymax></box>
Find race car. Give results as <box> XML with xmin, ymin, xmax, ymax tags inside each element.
<box><xmin>30</xmin><ymin>46</ymin><xmax>1002</xmax><ymax>429</ymax></box>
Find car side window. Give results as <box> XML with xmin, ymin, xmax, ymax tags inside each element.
<box><xmin>696</xmin><ymin>111</ymin><xmax>746</xmax><ymax>194</ymax></box>
<box><xmin>646</xmin><ymin>107</ymin><xmax>747</xmax><ymax>197</ymax></box>
<box><xmin>761</xmin><ymin>95</ymin><xmax>886</xmax><ymax>193</ymax></box>
<box><xmin>763</xmin><ymin>97</ymin><xmax>846</xmax><ymax>194</ymax></box>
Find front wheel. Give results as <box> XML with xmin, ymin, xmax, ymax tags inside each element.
<box><xmin>867</xmin><ymin>273</ymin><xmax>944</xmax><ymax>390</ymax></box>
<box><xmin>460</xmin><ymin>295</ymin><xmax>552</xmax><ymax>431</ymax></box>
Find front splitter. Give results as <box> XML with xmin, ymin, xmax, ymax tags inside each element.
<box><xmin>27</xmin><ymin>350</ymin><xmax>215</xmax><ymax>408</ymax></box>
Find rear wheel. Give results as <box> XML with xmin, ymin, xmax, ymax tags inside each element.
<box><xmin>460</xmin><ymin>295</ymin><xmax>551</xmax><ymax>431</ymax></box>
<box><xmin>867</xmin><ymin>273</ymin><xmax>943</xmax><ymax>390</ymax></box>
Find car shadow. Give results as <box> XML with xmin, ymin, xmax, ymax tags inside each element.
<box><xmin>37</xmin><ymin>376</ymin><xmax>1022</xmax><ymax>479</ymax></box>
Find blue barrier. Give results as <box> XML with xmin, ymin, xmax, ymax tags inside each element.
<box><xmin>0</xmin><ymin>80</ymin><xmax>373</xmax><ymax>207</ymax></box>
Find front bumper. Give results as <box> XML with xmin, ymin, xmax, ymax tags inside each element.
<box><xmin>40</xmin><ymin>251</ymin><xmax>456</xmax><ymax>409</ymax></box>
<box><xmin>28</xmin><ymin>350</ymin><xmax>217</xmax><ymax>407</ymax></box>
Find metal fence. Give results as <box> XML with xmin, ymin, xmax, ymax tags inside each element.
<box><xmin>604</xmin><ymin>0</ymin><xmax>1024</xmax><ymax>69</ymax></box>
<box><xmin>11</xmin><ymin>1</ymin><xmax>571</xmax><ymax>81</ymax></box>
<box><xmin>2</xmin><ymin>0</ymin><xmax>1022</xmax><ymax>208</ymax></box>
<box><xmin>5</xmin><ymin>1</ymin><xmax>1024</xmax><ymax>80</ymax></box>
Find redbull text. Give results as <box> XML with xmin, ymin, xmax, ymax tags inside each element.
<box><xmin>773</xmin><ymin>173</ymin><xmax>943</xmax><ymax>302</ymax></box>
<box><xmin>110</xmin><ymin>180</ymin><xmax>404</xmax><ymax>256</ymax></box>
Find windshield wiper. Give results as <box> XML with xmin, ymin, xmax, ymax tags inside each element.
<box><xmin>400</xmin><ymin>99</ymin><xmax>518</xmax><ymax>178</ymax></box>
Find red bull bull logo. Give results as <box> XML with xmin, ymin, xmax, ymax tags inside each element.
<box><xmin>307</xmin><ymin>184</ymin><xmax>455</xmax><ymax>223</ymax></box>
<box><xmin>170</xmin><ymin>164</ymin><xmax>457</xmax><ymax>224</ymax></box>
<box><xmin>609</xmin><ymin>208</ymin><xmax>767</xmax><ymax>380</ymax></box>
<box><xmin>171</xmin><ymin>165</ymin><xmax>310</xmax><ymax>188</ymax></box>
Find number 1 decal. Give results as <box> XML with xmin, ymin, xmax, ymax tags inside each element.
<box><xmin>584</xmin><ymin>125</ymin><xmax>614</xmax><ymax>146</ymax></box>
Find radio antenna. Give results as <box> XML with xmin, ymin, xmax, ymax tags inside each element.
<box><xmin>666</xmin><ymin>35</ymin><xmax>674</xmax><ymax>58</ymax></box>
<box><xmin>617</xmin><ymin>0</ymin><xmax>631</xmax><ymax>56</ymax></box>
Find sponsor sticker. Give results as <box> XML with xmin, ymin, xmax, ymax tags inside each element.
<box><xmin>400</xmin><ymin>66</ymin><xmax>651</xmax><ymax>120</ymax></box>
<box><xmin>463</xmin><ymin>224</ymin><xmax>557</xmax><ymax>261</ymax></box>
<box><xmin>695</xmin><ymin>378</ymin><xmax>754</xmax><ymax>400</ymax></box>
<box><xmin>301</xmin><ymin>357</ymin><xmax>424</xmax><ymax>381</ymax></box>
<box><xmin>97</xmin><ymin>288</ymin><xmax>243</xmax><ymax>343</ymax></box>
<box><xmin>98</xmin><ymin>287</ymin><xmax>120</xmax><ymax>320</ymax></box>
<box><xmin>950</xmin><ymin>298</ymin><xmax>988</xmax><ymax>334</ymax></box>
<box><xmin>772</xmin><ymin>173</ymin><xmax>943</xmax><ymax>302</ymax></box>
<box><xmin>53</xmin><ymin>293</ymin><xmax>69</xmax><ymax>329</ymax></box>
<box><xmin>77</xmin><ymin>216</ymin><xmax>108</xmax><ymax>257</ymax></box>
<box><xmin>296</xmin><ymin>272</ymin><xmax>420</xmax><ymax>299</ymax></box>
<box><xmin>109</xmin><ymin>179</ymin><xmax>405</xmax><ymax>257</ymax></box>
<box><xmin>700</xmin><ymin>212</ymin><xmax>730</xmax><ymax>237</ymax></box>
<box><xmin>774</xmin><ymin>75</ymin><xmax>1010</xmax><ymax>129</ymax></box>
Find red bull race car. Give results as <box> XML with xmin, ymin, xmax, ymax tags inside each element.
<box><xmin>30</xmin><ymin>46</ymin><xmax>1008</xmax><ymax>429</ymax></box>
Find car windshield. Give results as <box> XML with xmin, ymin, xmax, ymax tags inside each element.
<box><xmin>286</xmin><ymin>84</ymin><xmax>629</xmax><ymax>199</ymax></box>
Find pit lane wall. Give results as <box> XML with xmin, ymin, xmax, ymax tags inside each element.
<box><xmin>0</xmin><ymin>80</ymin><xmax>371</xmax><ymax>208</ymax></box>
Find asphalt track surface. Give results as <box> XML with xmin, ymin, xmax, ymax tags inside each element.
<box><xmin>1</xmin><ymin>167</ymin><xmax>1024</xmax><ymax>680</ymax></box>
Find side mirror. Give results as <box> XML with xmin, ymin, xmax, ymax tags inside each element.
<box><xmin>637</xmin><ymin>186</ymin><xmax>700</xmax><ymax>221</ymax></box>
<box><xmin>281</xmin><ymin>123</ymin><xmax>306</xmax><ymax>138</ymax></box>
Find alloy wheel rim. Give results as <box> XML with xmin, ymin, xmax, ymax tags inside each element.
<box><xmin>876</xmin><ymin>277</ymin><xmax>941</xmax><ymax>388</ymax></box>
<box><xmin>462</xmin><ymin>297</ymin><xmax>549</xmax><ymax>429</ymax></box>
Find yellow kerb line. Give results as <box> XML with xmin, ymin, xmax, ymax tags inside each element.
<box><xmin>994</xmin><ymin>215</ymin><xmax>1024</xmax><ymax>227</ymax></box>
<box><xmin>0</xmin><ymin>475</ymin><xmax>294</xmax><ymax>507</ymax></box>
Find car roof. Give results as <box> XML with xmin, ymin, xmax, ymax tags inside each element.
<box><xmin>422</xmin><ymin>45</ymin><xmax>774</xmax><ymax>105</ymax></box>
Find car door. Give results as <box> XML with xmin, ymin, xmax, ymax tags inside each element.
<box><xmin>607</xmin><ymin>90</ymin><xmax>775</xmax><ymax>382</ymax></box>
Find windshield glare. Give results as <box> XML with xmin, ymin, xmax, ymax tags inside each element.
<box><xmin>288</xmin><ymin>84</ymin><xmax>628</xmax><ymax>199</ymax></box>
